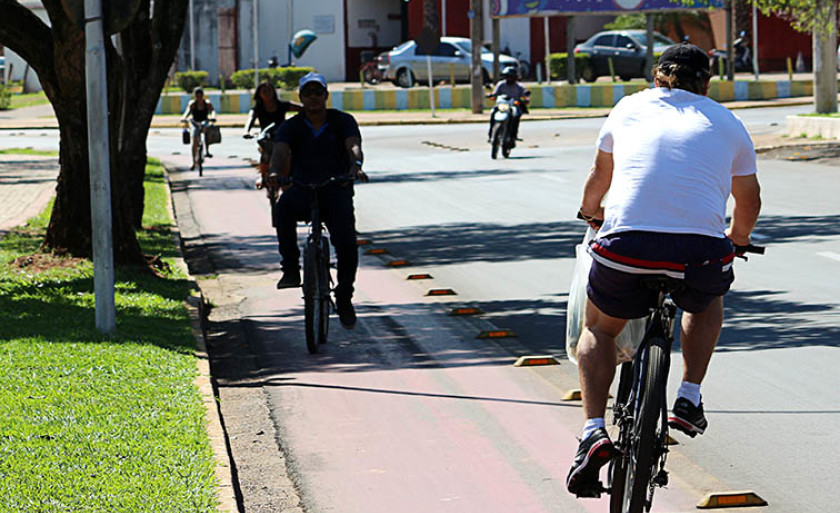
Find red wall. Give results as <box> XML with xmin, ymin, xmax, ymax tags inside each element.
<box><xmin>757</xmin><ymin>13</ymin><xmax>813</xmax><ymax>72</ymax></box>
<box><xmin>530</xmin><ymin>16</ymin><xmax>568</xmax><ymax>65</ymax></box>
<box><xmin>408</xmin><ymin>0</ymin><xmax>474</xmax><ymax>39</ymax></box>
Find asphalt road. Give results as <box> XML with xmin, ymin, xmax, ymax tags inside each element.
<box><xmin>2</xmin><ymin>103</ymin><xmax>838</xmax><ymax>512</ymax></box>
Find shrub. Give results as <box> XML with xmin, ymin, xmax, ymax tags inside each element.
<box><xmin>231</xmin><ymin>67</ymin><xmax>315</xmax><ymax>90</ymax></box>
<box><xmin>549</xmin><ymin>52</ymin><xmax>591</xmax><ymax>81</ymax></box>
<box><xmin>0</xmin><ymin>83</ymin><xmax>10</xmax><ymax>110</ymax></box>
<box><xmin>174</xmin><ymin>70</ymin><xmax>209</xmax><ymax>93</ymax></box>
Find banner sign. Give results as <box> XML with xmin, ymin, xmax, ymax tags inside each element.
<box><xmin>491</xmin><ymin>0</ymin><xmax>723</xmax><ymax>17</ymax></box>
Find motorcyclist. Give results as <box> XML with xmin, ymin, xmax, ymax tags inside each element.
<box><xmin>487</xmin><ymin>66</ymin><xmax>530</xmax><ymax>145</ymax></box>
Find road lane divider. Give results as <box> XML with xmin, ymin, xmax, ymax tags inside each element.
<box><xmin>407</xmin><ymin>273</ymin><xmax>433</xmax><ymax>280</ymax></box>
<box><xmin>427</xmin><ymin>288</ymin><xmax>457</xmax><ymax>296</ymax></box>
<box><xmin>476</xmin><ymin>329</ymin><xmax>516</xmax><ymax>339</ymax></box>
<box><xmin>514</xmin><ymin>355</ymin><xmax>559</xmax><ymax>367</ymax></box>
<box><xmin>356</xmin><ymin>238</ymin><xmax>372</xmax><ymax>245</ymax></box>
<box><xmin>448</xmin><ymin>307</ymin><xmax>484</xmax><ymax>316</ymax></box>
<box><xmin>697</xmin><ymin>491</ymin><xmax>767</xmax><ymax>509</ymax></box>
<box><xmin>817</xmin><ymin>251</ymin><xmax>840</xmax><ymax>262</ymax></box>
<box><xmin>365</xmin><ymin>248</ymin><xmax>389</xmax><ymax>255</ymax></box>
<box><xmin>385</xmin><ymin>259</ymin><xmax>411</xmax><ymax>267</ymax></box>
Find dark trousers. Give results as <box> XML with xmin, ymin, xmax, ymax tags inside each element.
<box><xmin>274</xmin><ymin>184</ymin><xmax>358</xmax><ymax>299</ymax></box>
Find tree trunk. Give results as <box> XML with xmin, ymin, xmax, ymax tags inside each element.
<box><xmin>812</xmin><ymin>0</ymin><xmax>838</xmax><ymax>115</ymax></box>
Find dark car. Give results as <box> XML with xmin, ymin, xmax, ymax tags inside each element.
<box><xmin>573</xmin><ymin>30</ymin><xmax>676</xmax><ymax>82</ymax></box>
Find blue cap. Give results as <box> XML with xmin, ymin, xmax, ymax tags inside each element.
<box><xmin>299</xmin><ymin>72</ymin><xmax>328</xmax><ymax>92</ymax></box>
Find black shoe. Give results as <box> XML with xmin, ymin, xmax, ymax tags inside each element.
<box><xmin>668</xmin><ymin>397</ymin><xmax>707</xmax><ymax>437</ymax></box>
<box><xmin>205</xmin><ymin>152</ymin><xmax>213</xmax><ymax>158</ymax></box>
<box><xmin>566</xmin><ymin>428</ymin><xmax>618</xmax><ymax>496</ymax></box>
<box><xmin>336</xmin><ymin>296</ymin><xmax>357</xmax><ymax>329</ymax></box>
<box><xmin>276</xmin><ymin>269</ymin><xmax>301</xmax><ymax>289</ymax></box>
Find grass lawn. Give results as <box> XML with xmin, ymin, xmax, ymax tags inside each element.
<box><xmin>0</xmin><ymin>158</ymin><xmax>219</xmax><ymax>512</ymax></box>
<box><xmin>0</xmin><ymin>148</ymin><xmax>59</xmax><ymax>156</ymax></box>
<box><xmin>7</xmin><ymin>91</ymin><xmax>50</xmax><ymax>110</ymax></box>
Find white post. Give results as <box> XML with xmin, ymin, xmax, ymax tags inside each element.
<box><xmin>253</xmin><ymin>0</ymin><xmax>259</xmax><ymax>87</ymax></box>
<box><xmin>84</xmin><ymin>0</ymin><xmax>116</xmax><ymax>334</ymax></box>
<box><xmin>751</xmin><ymin>4</ymin><xmax>759</xmax><ymax>80</ymax></box>
<box><xmin>426</xmin><ymin>55</ymin><xmax>436</xmax><ymax>117</ymax></box>
<box><xmin>544</xmin><ymin>16</ymin><xmax>550</xmax><ymax>85</ymax></box>
<box><xmin>189</xmin><ymin>0</ymin><xmax>195</xmax><ymax>70</ymax></box>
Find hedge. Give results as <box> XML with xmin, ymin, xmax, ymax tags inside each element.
<box><xmin>174</xmin><ymin>71</ymin><xmax>209</xmax><ymax>93</ymax></box>
<box><xmin>0</xmin><ymin>83</ymin><xmax>10</xmax><ymax>110</ymax></box>
<box><xmin>231</xmin><ymin>67</ymin><xmax>315</xmax><ymax>90</ymax></box>
<box><xmin>548</xmin><ymin>53</ymin><xmax>592</xmax><ymax>82</ymax></box>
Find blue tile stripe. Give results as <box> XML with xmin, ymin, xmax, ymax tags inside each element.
<box><xmin>734</xmin><ymin>81</ymin><xmax>749</xmax><ymax>101</ymax></box>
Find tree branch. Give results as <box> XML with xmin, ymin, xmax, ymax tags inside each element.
<box><xmin>0</xmin><ymin>0</ymin><xmax>54</xmax><ymax>77</ymax></box>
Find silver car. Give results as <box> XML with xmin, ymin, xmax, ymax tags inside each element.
<box><xmin>379</xmin><ymin>36</ymin><xmax>519</xmax><ymax>88</ymax></box>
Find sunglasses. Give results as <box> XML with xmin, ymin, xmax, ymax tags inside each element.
<box><xmin>300</xmin><ymin>88</ymin><xmax>327</xmax><ymax>98</ymax></box>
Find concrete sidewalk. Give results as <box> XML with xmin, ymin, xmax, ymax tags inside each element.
<box><xmin>0</xmin><ymin>153</ymin><xmax>57</xmax><ymax>238</ymax></box>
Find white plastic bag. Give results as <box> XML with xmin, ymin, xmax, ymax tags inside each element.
<box><xmin>565</xmin><ymin>229</ymin><xmax>648</xmax><ymax>365</ymax></box>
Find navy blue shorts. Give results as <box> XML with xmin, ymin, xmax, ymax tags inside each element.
<box><xmin>586</xmin><ymin>231</ymin><xmax>735</xmax><ymax>319</ymax></box>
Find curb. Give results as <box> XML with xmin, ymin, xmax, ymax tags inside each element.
<box><xmin>162</xmin><ymin>164</ymin><xmax>241</xmax><ymax>513</ymax></box>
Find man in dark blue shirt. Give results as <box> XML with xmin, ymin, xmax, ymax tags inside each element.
<box><xmin>268</xmin><ymin>73</ymin><xmax>368</xmax><ymax>328</ymax></box>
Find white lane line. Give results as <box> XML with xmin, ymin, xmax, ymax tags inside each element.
<box><xmin>817</xmin><ymin>251</ymin><xmax>840</xmax><ymax>262</ymax></box>
<box><xmin>750</xmin><ymin>232</ymin><xmax>768</xmax><ymax>240</ymax></box>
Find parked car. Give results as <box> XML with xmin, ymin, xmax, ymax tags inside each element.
<box><xmin>0</xmin><ymin>56</ymin><xmax>6</xmax><ymax>83</ymax></box>
<box><xmin>573</xmin><ymin>30</ymin><xmax>676</xmax><ymax>82</ymax></box>
<box><xmin>379</xmin><ymin>36</ymin><xmax>519</xmax><ymax>88</ymax></box>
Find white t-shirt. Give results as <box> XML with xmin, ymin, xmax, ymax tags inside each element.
<box><xmin>595</xmin><ymin>87</ymin><xmax>757</xmax><ymax>238</ymax></box>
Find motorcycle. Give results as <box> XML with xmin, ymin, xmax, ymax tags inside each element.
<box><xmin>489</xmin><ymin>95</ymin><xmax>523</xmax><ymax>159</ymax></box>
<box><xmin>709</xmin><ymin>31</ymin><xmax>753</xmax><ymax>74</ymax></box>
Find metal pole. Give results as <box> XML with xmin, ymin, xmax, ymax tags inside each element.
<box><xmin>426</xmin><ymin>55</ymin><xmax>436</xmax><ymax>117</ymax></box>
<box><xmin>544</xmin><ymin>16</ymin><xmax>550</xmax><ymax>84</ymax></box>
<box><xmin>645</xmin><ymin>13</ymin><xmax>654</xmax><ymax>82</ymax></box>
<box><xmin>469</xmin><ymin>0</ymin><xmax>483</xmax><ymax>113</ymax></box>
<box><xmin>566</xmin><ymin>16</ymin><xmax>575</xmax><ymax>84</ymax></box>
<box><xmin>751</xmin><ymin>4</ymin><xmax>759</xmax><ymax>80</ymax></box>
<box><xmin>253</xmin><ymin>0</ymin><xmax>259</xmax><ymax>88</ymax></box>
<box><xmin>492</xmin><ymin>17</ymin><xmax>500</xmax><ymax>83</ymax></box>
<box><xmin>442</xmin><ymin>0</ymin><xmax>446</xmax><ymax>36</ymax></box>
<box><xmin>189</xmin><ymin>0</ymin><xmax>195</xmax><ymax>70</ymax></box>
<box><xmin>84</xmin><ymin>0</ymin><xmax>116</xmax><ymax>334</ymax></box>
<box><xmin>725</xmin><ymin>0</ymin><xmax>734</xmax><ymax>81</ymax></box>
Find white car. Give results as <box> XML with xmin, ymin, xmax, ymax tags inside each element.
<box><xmin>379</xmin><ymin>36</ymin><xmax>519</xmax><ymax>88</ymax></box>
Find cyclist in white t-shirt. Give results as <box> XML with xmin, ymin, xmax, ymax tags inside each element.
<box><xmin>566</xmin><ymin>43</ymin><xmax>762</xmax><ymax>495</ymax></box>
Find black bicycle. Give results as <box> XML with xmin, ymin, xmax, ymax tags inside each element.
<box><xmin>574</xmin><ymin>212</ymin><xmax>764</xmax><ymax>512</ymax></box>
<box><xmin>276</xmin><ymin>174</ymin><xmax>355</xmax><ymax>354</ymax></box>
<box><xmin>184</xmin><ymin>119</ymin><xmax>209</xmax><ymax>177</ymax></box>
<box><xmin>606</xmin><ymin>243</ymin><xmax>764</xmax><ymax>513</ymax></box>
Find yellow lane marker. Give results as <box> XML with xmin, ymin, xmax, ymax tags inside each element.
<box><xmin>386</xmin><ymin>259</ymin><xmax>410</xmax><ymax>267</ymax></box>
<box><xmin>562</xmin><ymin>389</ymin><xmax>582</xmax><ymax>401</ymax></box>
<box><xmin>514</xmin><ymin>355</ymin><xmax>559</xmax><ymax>367</ymax></box>
<box><xmin>357</xmin><ymin>239</ymin><xmax>372</xmax><ymax>245</ymax></box>
<box><xmin>365</xmin><ymin>248</ymin><xmax>389</xmax><ymax>255</ymax></box>
<box><xmin>476</xmin><ymin>329</ymin><xmax>516</xmax><ymax>339</ymax></box>
<box><xmin>697</xmin><ymin>491</ymin><xmax>767</xmax><ymax>509</ymax></box>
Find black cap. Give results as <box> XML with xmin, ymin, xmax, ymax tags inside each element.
<box><xmin>657</xmin><ymin>42</ymin><xmax>710</xmax><ymax>78</ymax></box>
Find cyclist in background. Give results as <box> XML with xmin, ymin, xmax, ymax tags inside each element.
<box><xmin>268</xmin><ymin>72</ymin><xmax>368</xmax><ymax>329</ymax></box>
<box><xmin>181</xmin><ymin>87</ymin><xmax>216</xmax><ymax>170</ymax></box>
<box><xmin>566</xmin><ymin>43</ymin><xmax>762</xmax><ymax>495</ymax></box>
<box><xmin>243</xmin><ymin>81</ymin><xmax>301</xmax><ymax>137</ymax></box>
<box><xmin>487</xmin><ymin>65</ymin><xmax>530</xmax><ymax>144</ymax></box>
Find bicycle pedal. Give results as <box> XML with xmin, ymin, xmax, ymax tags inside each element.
<box><xmin>574</xmin><ymin>481</ymin><xmax>605</xmax><ymax>499</ymax></box>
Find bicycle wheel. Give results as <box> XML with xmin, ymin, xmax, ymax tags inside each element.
<box><xmin>303</xmin><ymin>242</ymin><xmax>320</xmax><ymax>354</ymax></box>
<box><xmin>197</xmin><ymin>141</ymin><xmax>204</xmax><ymax>177</ymax></box>
<box><xmin>316</xmin><ymin>236</ymin><xmax>331</xmax><ymax>345</ymax></box>
<box><xmin>621</xmin><ymin>340</ymin><xmax>667</xmax><ymax>513</ymax></box>
<box><xmin>609</xmin><ymin>363</ymin><xmax>634</xmax><ymax>513</ymax></box>
<box><xmin>490</xmin><ymin>123</ymin><xmax>503</xmax><ymax>159</ymax></box>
